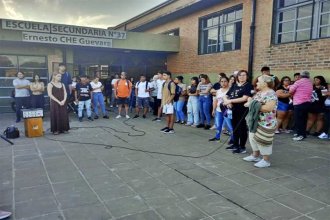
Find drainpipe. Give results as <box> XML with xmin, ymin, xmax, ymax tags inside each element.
<box><xmin>248</xmin><ymin>0</ymin><xmax>257</xmax><ymax>81</ymax></box>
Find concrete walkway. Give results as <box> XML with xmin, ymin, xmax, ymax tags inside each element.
<box><xmin>0</xmin><ymin>111</ymin><xmax>329</xmax><ymax>220</ymax></box>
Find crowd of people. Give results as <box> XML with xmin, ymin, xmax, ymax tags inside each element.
<box><xmin>12</xmin><ymin>65</ymin><xmax>330</xmax><ymax>168</ymax></box>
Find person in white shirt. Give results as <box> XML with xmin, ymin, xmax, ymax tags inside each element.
<box><xmin>110</xmin><ymin>74</ymin><xmax>119</xmax><ymax>107</ymax></box>
<box><xmin>149</xmin><ymin>75</ymin><xmax>159</xmax><ymax>116</ymax></box>
<box><xmin>90</xmin><ymin>76</ymin><xmax>109</xmax><ymax>119</ymax></box>
<box><xmin>133</xmin><ymin>75</ymin><xmax>150</xmax><ymax>118</ymax></box>
<box><xmin>152</xmin><ymin>71</ymin><xmax>165</xmax><ymax>121</ymax></box>
<box><xmin>13</xmin><ymin>71</ymin><xmax>31</xmax><ymax>123</ymax></box>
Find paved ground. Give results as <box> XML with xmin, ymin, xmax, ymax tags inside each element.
<box><xmin>0</xmin><ymin>110</ymin><xmax>330</xmax><ymax>220</ymax></box>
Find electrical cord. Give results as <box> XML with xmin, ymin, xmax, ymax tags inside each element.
<box><xmin>44</xmin><ymin>109</ymin><xmax>248</xmax><ymax>159</ymax></box>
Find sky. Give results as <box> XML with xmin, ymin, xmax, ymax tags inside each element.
<box><xmin>0</xmin><ymin>0</ymin><xmax>166</xmax><ymax>28</ymax></box>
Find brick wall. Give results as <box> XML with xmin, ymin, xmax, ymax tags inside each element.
<box><xmin>122</xmin><ymin>0</ymin><xmax>330</xmax><ymax>82</ymax></box>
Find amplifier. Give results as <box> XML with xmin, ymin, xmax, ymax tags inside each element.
<box><xmin>21</xmin><ymin>108</ymin><xmax>43</xmax><ymax>118</ymax></box>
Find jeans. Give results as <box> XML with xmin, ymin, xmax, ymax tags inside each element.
<box><xmin>187</xmin><ymin>96</ymin><xmax>199</xmax><ymax>125</ymax></box>
<box><xmin>294</xmin><ymin>102</ymin><xmax>311</xmax><ymax>138</ymax></box>
<box><xmin>174</xmin><ymin>100</ymin><xmax>185</xmax><ymax>121</ymax></box>
<box><xmin>92</xmin><ymin>93</ymin><xmax>106</xmax><ymax>116</ymax></box>
<box><xmin>214</xmin><ymin>111</ymin><xmax>234</xmax><ymax>141</ymax></box>
<box><xmin>232</xmin><ymin>106</ymin><xmax>249</xmax><ymax>148</ymax></box>
<box><xmin>15</xmin><ymin>96</ymin><xmax>31</xmax><ymax>121</ymax></box>
<box><xmin>199</xmin><ymin>95</ymin><xmax>212</xmax><ymax>125</ymax></box>
<box><xmin>78</xmin><ymin>99</ymin><xmax>92</xmax><ymax>118</ymax></box>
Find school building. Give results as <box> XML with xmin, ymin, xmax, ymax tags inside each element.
<box><xmin>0</xmin><ymin>0</ymin><xmax>329</xmax><ymax>112</ymax></box>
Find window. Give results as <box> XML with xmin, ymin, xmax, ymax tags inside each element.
<box><xmin>199</xmin><ymin>5</ymin><xmax>243</xmax><ymax>54</ymax></box>
<box><xmin>0</xmin><ymin>55</ymin><xmax>48</xmax><ymax>112</ymax></box>
<box><xmin>275</xmin><ymin>0</ymin><xmax>330</xmax><ymax>44</ymax></box>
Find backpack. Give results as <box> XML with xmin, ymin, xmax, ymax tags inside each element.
<box><xmin>136</xmin><ymin>81</ymin><xmax>149</xmax><ymax>90</ymax></box>
<box><xmin>163</xmin><ymin>81</ymin><xmax>182</xmax><ymax>102</ymax></box>
<box><xmin>116</xmin><ymin>79</ymin><xmax>131</xmax><ymax>94</ymax></box>
<box><xmin>4</xmin><ymin>126</ymin><xmax>20</xmax><ymax>139</ymax></box>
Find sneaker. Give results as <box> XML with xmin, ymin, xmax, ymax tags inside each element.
<box><xmin>143</xmin><ymin>115</ymin><xmax>146</xmax><ymax>119</ymax></box>
<box><xmin>79</xmin><ymin>117</ymin><xmax>83</xmax><ymax>122</ymax></box>
<box><xmin>0</xmin><ymin>210</ymin><xmax>11</xmax><ymax>219</ymax></box>
<box><xmin>94</xmin><ymin>115</ymin><xmax>99</xmax><ymax>119</ymax></box>
<box><xmin>116</xmin><ymin>115</ymin><xmax>121</xmax><ymax>119</ymax></box>
<box><xmin>318</xmin><ymin>132</ymin><xmax>329</xmax><ymax>139</ymax></box>
<box><xmin>223</xmin><ymin>130</ymin><xmax>231</xmax><ymax>136</ymax></box>
<box><xmin>175</xmin><ymin>120</ymin><xmax>180</xmax><ymax>123</ymax></box>
<box><xmin>103</xmin><ymin>115</ymin><xmax>109</xmax><ymax>119</ymax></box>
<box><xmin>254</xmin><ymin>159</ymin><xmax>270</xmax><ymax>168</ymax></box>
<box><xmin>232</xmin><ymin>147</ymin><xmax>247</xmax><ymax>154</ymax></box>
<box><xmin>126</xmin><ymin>115</ymin><xmax>130</xmax><ymax>119</ymax></box>
<box><xmin>204</xmin><ymin>125</ymin><xmax>211</xmax><ymax>130</ymax></box>
<box><xmin>226</xmin><ymin>145</ymin><xmax>237</xmax><ymax>151</ymax></box>
<box><xmin>87</xmin><ymin>117</ymin><xmax>93</xmax><ymax>121</ymax></box>
<box><xmin>160</xmin><ymin>127</ymin><xmax>169</xmax><ymax>132</ymax></box>
<box><xmin>133</xmin><ymin>115</ymin><xmax>139</xmax><ymax>119</ymax></box>
<box><xmin>191</xmin><ymin>124</ymin><xmax>197</xmax><ymax>128</ymax></box>
<box><xmin>152</xmin><ymin>117</ymin><xmax>159</xmax><ymax>121</ymax></box>
<box><xmin>164</xmin><ymin>129</ymin><xmax>175</xmax><ymax>134</ymax></box>
<box><xmin>209</xmin><ymin>137</ymin><xmax>220</xmax><ymax>142</ymax></box>
<box><xmin>180</xmin><ymin>121</ymin><xmax>185</xmax><ymax>124</ymax></box>
<box><xmin>210</xmin><ymin>125</ymin><xmax>216</xmax><ymax>130</ymax></box>
<box><xmin>185</xmin><ymin>123</ymin><xmax>192</xmax><ymax>126</ymax></box>
<box><xmin>293</xmin><ymin>135</ymin><xmax>304</xmax><ymax>141</ymax></box>
<box><xmin>275</xmin><ymin>130</ymin><xmax>280</xmax><ymax>134</ymax></box>
<box><xmin>156</xmin><ymin>118</ymin><xmax>161</xmax><ymax>122</ymax></box>
<box><xmin>243</xmin><ymin>155</ymin><xmax>261</xmax><ymax>162</ymax></box>
<box><xmin>196</xmin><ymin>124</ymin><xmax>204</xmax><ymax>128</ymax></box>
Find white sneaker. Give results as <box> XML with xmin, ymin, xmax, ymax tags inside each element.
<box><xmin>115</xmin><ymin>115</ymin><xmax>121</xmax><ymax>119</ymax></box>
<box><xmin>125</xmin><ymin>115</ymin><xmax>130</xmax><ymax>119</ymax></box>
<box><xmin>318</xmin><ymin>132</ymin><xmax>329</xmax><ymax>139</ymax></box>
<box><xmin>275</xmin><ymin>130</ymin><xmax>280</xmax><ymax>134</ymax></box>
<box><xmin>210</xmin><ymin>125</ymin><xmax>216</xmax><ymax>130</ymax></box>
<box><xmin>293</xmin><ymin>136</ymin><xmax>304</xmax><ymax>141</ymax></box>
<box><xmin>243</xmin><ymin>155</ymin><xmax>261</xmax><ymax>162</ymax></box>
<box><xmin>254</xmin><ymin>159</ymin><xmax>270</xmax><ymax>168</ymax></box>
<box><xmin>0</xmin><ymin>210</ymin><xmax>11</xmax><ymax>219</ymax></box>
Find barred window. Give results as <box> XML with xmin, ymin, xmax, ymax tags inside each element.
<box><xmin>199</xmin><ymin>5</ymin><xmax>242</xmax><ymax>54</ymax></box>
<box><xmin>275</xmin><ymin>0</ymin><xmax>330</xmax><ymax>44</ymax></box>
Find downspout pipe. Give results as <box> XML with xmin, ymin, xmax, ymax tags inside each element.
<box><xmin>248</xmin><ymin>0</ymin><xmax>257</xmax><ymax>80</ymax></box>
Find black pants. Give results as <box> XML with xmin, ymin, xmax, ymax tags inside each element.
<box><xmin>154</xmin><ymin>98</ymin><xmax>161</xmax><ymax>116</ymax></box>
<box><xmin>15</xmin><ymin>97</ymin><xmax>31</xmax><ymax>121</ymax></box>
<box><xmin>232</xmin><ymin>106</ymin><xmax>249</xmax><ymax>148</ymax></box>
<box><xmin>294</xmin><ymin>102</ymin><xmax>311</xmax><ymax>138</ymax></box>
<box><xmin>31</xmin><ymin>94</ymin><xmax>44</xmax><ymax>109</ymax></box>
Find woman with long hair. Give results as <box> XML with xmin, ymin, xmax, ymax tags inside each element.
<box><xmin>223</xmin><ymin>70</ymin><xmax>253</xmax><ymax>154</ymax></box>
<box><xmin>275</xmin><ymin>76</ymin><xmax>291</xmax><ymax>133</ymax></box>
<box><xmin>306</xmin><ymin>75</ymin><xmax>328</xmax><ymax>136</ymax></box>
<box><xmin>47</xmin><ymin>72</ymin><xmax>70</xmax><ymax>135</ymax></box>
<box><xmin>30</xmin><ymin>74</ymin><xmax>45</xmax><ymax>109</ymax></box>
<box><xmin>197</xmin><ymin>74</ymin><xmax>212</xmax><ymax>129</ymax></box>
<box><xmin>209</xmin><ymin>76</ymin><xmax>234</xmax><ymax>143</ymax></box>
<box><xmin>174</xmin><ymin>76</ymin><xmax>187</xmax><ymax>124</ymax></box>
<box><xmin>186</xmin><ymin>77</ymin><xmax>200</xmax><ymax>127</ymax></box>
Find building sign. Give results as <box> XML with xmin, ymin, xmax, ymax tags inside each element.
<box><xmin>2</xmin><ymin>19</ymin><xmax>126</xmax><ymax>39</ymax></box>
<box><xmin>22</xmin><ymin>32</ymin><xmax>112</xmax><ymax>48</ymax></box>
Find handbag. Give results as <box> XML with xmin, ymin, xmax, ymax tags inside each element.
<box><xmin>253</xmin><ymin>126</ymin><xmax>275</xmax><ymax>146</ymax></box>
<box><xmin>3</xmin><ymin>126</ymin><xmax>20</xmax><ymax>139</ymax></box>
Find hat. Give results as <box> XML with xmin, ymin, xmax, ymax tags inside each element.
<box><xmin>300</xmin><ymin>71</ymin><xmax>310</xmax><ymax>78</ymax></box>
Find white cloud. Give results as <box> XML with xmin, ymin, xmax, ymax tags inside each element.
<box><xmin>2</xmin><ymin>0</ymin><xmax>25</xmax><ymax>19</ymax></box>
<box><xmin>66</xmin><ymin>14</ymin><xmax>114</xmax><ymax>29</ymax></box>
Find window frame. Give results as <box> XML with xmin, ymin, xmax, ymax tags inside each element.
<box><xmin>274</xmin><ymin>0</ymin><xmax>330</xmax><ymax>44</ymax></box>
<box><xmin>198</xmin><ymin>4</ymin><xmax>243</xmax><ymax>55</ymax></box>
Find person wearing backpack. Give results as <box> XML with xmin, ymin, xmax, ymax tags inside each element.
<box><xmin>160</xmin><ymin>71</ymin><xmax>176</xmax><ymax>134</ymax></box>
<box><xmin>197</xmin><ymin>74</ymin><xmax>213</xmax><ymax>129</ymax></box>
<box><xmin>114</xmin><ymin>72</ymin><xmax>132</xmax><ymax>119</ymax></box>
<box><xmin>133</xmin><ymin>75</ymin><xmax>150</xmax><ymax>118</ymax></box>
<box><xmin>173</xmin><ymin>76</ymin><xmax>187</xmax><ymax>124</ymax></box>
